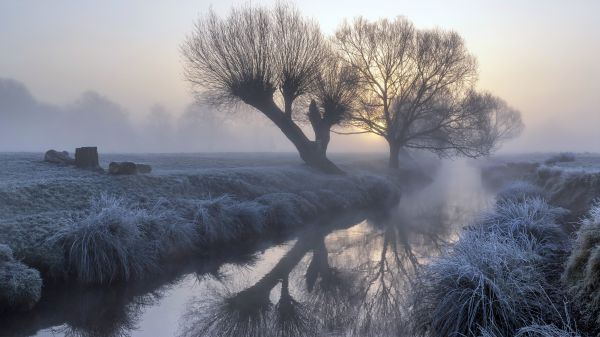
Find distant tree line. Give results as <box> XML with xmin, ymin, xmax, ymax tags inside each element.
<box><xmin>181</xmin><ymin>2</ymin><xmax>523</xmax><ymax>173</ymax></box>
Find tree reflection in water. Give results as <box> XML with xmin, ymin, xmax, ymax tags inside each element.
<box><xmin>51</xmin><ymin>288</ymin><xmax>160</xmax><ymax>337</ymax></box>
<box><xmin>180</xmin><ymin>203</ymin><xmax>463</xmax><ymax>337</ymax></box>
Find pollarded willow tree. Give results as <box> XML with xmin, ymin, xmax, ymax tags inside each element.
<box><xmin>335</xmin><ymin>17</ymin><xmax>523</xmax><ymax>168</ymax></box>
<box><xmin>181</xmin><ymin>4</ymin><xmax>358</xmax><ymax>174</ymax></box>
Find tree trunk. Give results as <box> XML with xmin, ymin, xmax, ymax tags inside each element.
<box><xmin>388</xmin><ymin>141</ymin><xmax>401</xmax><ymax>169</ymax></box>
<box><xmin>314</xmin><ymin>127</ymin><xmax>331</xmax><ymax>156</ymax></box>
<box><xmin>253</xmin><ymin>99</ymin><xmax>344</xmax><ymax>174</ymax></box>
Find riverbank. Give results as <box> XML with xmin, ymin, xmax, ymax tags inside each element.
<box><xmin>0</xmin><ymin>153</ymin><xmax>414</xmax><ymax>313</ymax></box>
<box><xmin>410</xmin><ymin>154</ymin><xmax>600</xmax><ymax>337</ymax></box>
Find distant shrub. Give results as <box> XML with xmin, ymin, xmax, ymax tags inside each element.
<box><xmin>545</xmin><ymin>153</ymin><xmax>576</xmax><ymax>166</ymax></box>
<box><xmin>480</xmin><ymin>162</ymin><xmax>539</xmax><ymax>190</ymax></box>
<box><xmin>496</xmin><ymin>181</ymin><xmax>544</xmax><ymax>203</ymax></box>
<box><xmin>0</xmin><ymin>244</ymin><xmax>42</xmax><ymax>312</ymax></box>
<box><xmin>534</xmin><ymin>166</ymin><xmax>600</xmax><ymax>222</ymax></box>
<box><xmin>412</xmin><ymin>198</ymin><xmax>569</xmax><ymax>337</ymax></box>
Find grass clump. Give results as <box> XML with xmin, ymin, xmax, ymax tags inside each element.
<box><xmin>256</xmin><ymin>193</ymin><xmax>317</xmax><ymax>228</ymax></box>
<box><xmin>412</xmin><ymin>197</ymin><xmax>570</xmax><ymax>337</ymax></box>
<box><xmin>48</xmin><ymin>194</ymin><xmax>174</xmax><ymax>284</ymax></box>
<box><xmin>480</xmin><ymin>197</ymin><xmax>568</xmax><ymax>261</ymax></box>
<box><xmin>174</xmin><ymin>195</ymin><xmax>268</xmax><ymax>244</ymax></box>
<box><xmin>0</xmin><ymin>244</ymin><xmax>42</xmax><ymax>312</ymax></box>
<box><xmin>515</xmin><ymin>324</ymin><xmax>582</xmax><ymax>337</ymax></box>
<box><xmin>563</xmin><ymin>202</ymin><xmax>600</xmax><ymax>332</ymax></box>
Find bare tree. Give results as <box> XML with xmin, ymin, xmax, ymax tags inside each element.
<box><xmin>181</xmin><ymin>4</ymin><xmax>354</xmax><ymax>174</ymax></box>
<box><xmin>335</xmin><ymin>17</ymin><xmax>523</xmax><ymax>168</ymax></box>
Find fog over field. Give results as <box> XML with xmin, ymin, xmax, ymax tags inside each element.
<box><xmin>0</xmin><ymin>78</ymin><xmax>382</xmax><ymax>153</ymax></box>
<box><xmin>1</xmin><ymin>0</ymin><xmax>599</xmax><ymax>153</ymax></box>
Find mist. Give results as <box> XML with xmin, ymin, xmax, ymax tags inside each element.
<box><xmin>0</xmin><ymin>77</ymin><xmax>381</xmax><ymax>153</ymax></box>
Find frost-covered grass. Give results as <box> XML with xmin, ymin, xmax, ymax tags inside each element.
<box><xmin>0</xmin><ymin>155</ymin><xmax>401</xmax><ymax>295</ymax></box>
<box><xmin>514</xmin><ymin>324</ymin><xmax>582</xmax><ymax>337</ymax></box>
<box><xmin>481</xmin><ymin>157</ymin><xmax>600</xmax><ymax>222</ymax></box>
<box><xmin>479</xmin><ymin>324</ymin><xmax>581</xmax><ymax>337</ymax></box>
<box><xmin>533</xmin><ymin>166</ymin><xmax>600</xmax><ymax>221</ymax></box>
<box><xmin>46</xmin><ymin>194</ymin><xmax>197</xmax><ymax>284</ymax></box>
<box><xmin>562</xmin><ymin>203</ymin><xmax>600</xmax><ymax>332</ymax></box>
<box><xmin>0</xmin><ymin>244</ymin><xmax>42</xmax><ymax>312</ymax></box>
<box><xmin>412</xmin><ymin>196</ymin><xmax>570</xmax><ymax>337</ymax></box>
<box><xmin>496</xmin><ymin>180</ymin><xmax>544</xmax><ymax>203</ymax></box>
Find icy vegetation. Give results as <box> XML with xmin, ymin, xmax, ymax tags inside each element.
<box><xmin>563</xmin><ymin>203</ymin><xmax>600</xmax><ymax>333</ymax></box>
<box><xmin>0</xmin><ymin>244</ymin><xmax>42</xmax><ymax>312</ymax></box>
<box><xmin>479</xmin><ymin>324</ymin><xmax>582</xmax><ymax>337</ymax></box>
<box><xmin>534</xmin><ymin>166</ymin><xmax>600</xmax><ymax>221</ymax></box>
<box><xmin>412</xmin><ymin>188</ymin><xmax>573</xmax><ymax>337</ymax></box>
<box><xmin>496</xmin><ymin>180</ymin><xmax>544</xmax><ymax>203</ymax></box>
<box><xmin>0</xmin><ymin>154</ymin><xmax>400</xmax><ymax>311</ymax></box>
<box><xmin>480</xmin><ymin>154</ymin><xmax>600</xmax><ymax>221</ymax></box>
<box><xmin>545</xmin><ymin>153</ymin><xmax>576</xmax><ymax>166</ymax></box>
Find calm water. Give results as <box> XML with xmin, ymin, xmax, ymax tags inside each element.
<box><xmin>3</xmin><ymin>160</ymin><xmax>494</xmax><ymax>337</ymax></box>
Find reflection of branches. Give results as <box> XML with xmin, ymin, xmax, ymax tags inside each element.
<box><xmin>330</xmin><ymin>209</ymin><xmax>451</xmax><ymax>337</ymax></box>
<box><xmin>193</xmin><ymin>248</ymin><xmax>260</xmax><ymax>283</ymax></box>
<box><xmin>273</xmin><ymin>276</ymin><xmax>315</xmax><ymax>337</ymax></box>
<box><xmin>181</xmin><ymin>207</ymin><xmax>457</xmax><ymax>337</ymax></box>
<box><xmin>352</xmin><ymin>226</ymin><xmax>408</xmax><ymax>337</ymax></box>
<box><xmin>303</xmin><ymin>235</ymin><xmax>358</xmax><ymax>332</ymax></box>
<box><xmin>181</xmin><ymin>285</ymin><xmax>271</xmax><ymax>337</ymax></box>
<box><xmin>181</xmin><ymin>229</ymin><xmax>328</xmax><ymax>337</ymax></box>
<box><xmin>53</xmin><ymin>287</ymin><xmax>164</xmax><ymax>337</ymax></box>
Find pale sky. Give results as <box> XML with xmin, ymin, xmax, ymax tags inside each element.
<box><xmin>1</xmin><ymin>0</ymin><xmax>599</xmax><ymax>153</ymax></box>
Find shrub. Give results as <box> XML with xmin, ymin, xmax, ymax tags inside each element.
<box><xmin>146</xmin><ymin>198</ymin><xmax>198</xmax><ymax>257</ymax></box>
<box><xmin>545</xmin><ymin>153</ymin><xmax>576</xmax><ymax>166</ymax></box>
<box><xmin>412</xmin><ymin>198</ymin><xmax>569</xmax><ymax>337</ymax></box>
<box><xmin>562</xmin><ymin>203</ymin><xmax>600</xmax><ymax>330</ymax></box>
<box><xmin>496</xmin><ymin>181</ymin><xmax>544</xmax><ymax>203</ymax></box>
<box><xmin>412</xmin><ymin>229</ymin><xmax>560</xmax><ymax>337</ymax></box>
<box><xmin>174</xmin><ymin>196</ymin><xmax>265</xmax><ymax>244</ymax></box>
<box><xmin>48</xmin><ymin>194</ymin><xmax>161</xmax><ymax>284</ymax></box>
<box><xmin>256</xmin><ymin>193</ymin><xmax>317</xmax><ymax>228</ymax></box>
<box><xmin>0</xmin><ymin>244</ymin><xmax>42</xmax><ymax>312</ymax></box>
<box><xmin>481</xmin><ymin>197</ymin><xmax>568</xmax><ymax>260</ymax></box>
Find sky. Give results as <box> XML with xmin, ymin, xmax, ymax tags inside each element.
<box><xmin>0</xmin><ymin>0</ymin><xmax>599</xmax><ymax>153</ymax></box>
